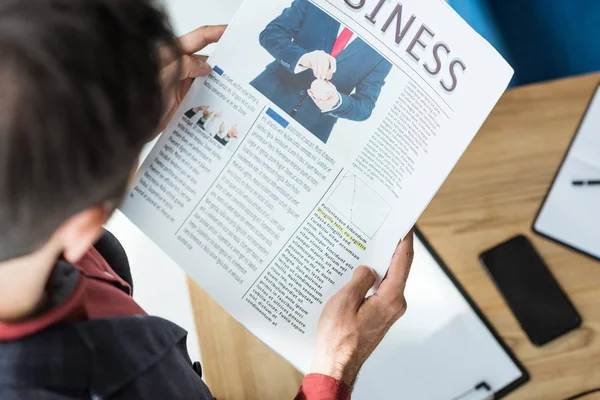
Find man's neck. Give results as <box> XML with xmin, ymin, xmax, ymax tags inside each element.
<box><xmin>0</xmin><ymin>246</ymin><xmax>59</xmax><ymax>322</ymax></box>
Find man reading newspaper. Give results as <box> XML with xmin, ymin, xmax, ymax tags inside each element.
<box><xmin>0</xmin><ymin>0</ymin><xmax>413</xmax><ymax>399</ymax></box>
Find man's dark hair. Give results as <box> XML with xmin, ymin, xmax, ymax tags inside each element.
<box><xmin>0</xmin><ymin>0</ymin><xmax>180</xmax><ymax>260</ymax></box>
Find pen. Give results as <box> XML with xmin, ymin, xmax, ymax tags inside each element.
<box><xmin>572</xmin><ymin>180</ymin><xmax>600</xmax><ymax>186</ymax></box>
<box><xmin>451</xmin><ymin>381</ymin><xmax>494</xmax><ymax>400</ymax></box>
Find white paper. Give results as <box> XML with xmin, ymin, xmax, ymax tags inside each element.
<box><xmin>535</xmin><ymin>85</ymin><xmax>600</xmax><ymax>259</ymax></box>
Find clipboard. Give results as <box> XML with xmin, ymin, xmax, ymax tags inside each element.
<box><xmin>417</xmin><ymin>229</ymin><xmax>529</xmax><ymax>399</ymax></box>
<box><xmin>533</xmin><ymin>83</ymin><xmax>600</xmax><ymax>261</ymax></box>
<box><xmin>352</xmin><ymin>228</ymin><xmax>529</xmax><ymax>400</ymax></box>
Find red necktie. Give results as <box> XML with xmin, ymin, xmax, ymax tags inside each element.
<box><xmin>330</xmin><ymin>27</ymin><xmax>354</xmax><ymax>58</ymax></box>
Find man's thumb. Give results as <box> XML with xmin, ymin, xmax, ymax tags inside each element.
<box><xmin>180</xmin><ymin>54</ymin><xmax>211</xmax><ymax>79</ymax></box>
<box><xmin>344</xmin><ymin>266</ymin><xmax>377</xmax><ymax>310</ymax></box>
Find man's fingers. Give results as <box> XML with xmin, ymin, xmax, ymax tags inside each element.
<box><xmin>329</xmin><ymin>56</ymin><xmax>337</xmax><ymax>76</ymax></box>
<box><xmin>310</xmin><ymin>53</ymin><xmax>319</xmax><ymax>79</ymax></box>
<box><xmin>342</xmin><ymin>266</ymin><xmax>377</xmax><ymax>311</ymax></box>
<box><xmin>178</xmin><ymin>25</ymin><xmax>226</xmax><ymax>60</ymax></box>
<box><xmin>320</xmin><ymin>53</ymin><xmax>330</xmax><ymax>79</ymax></box>
<box><xmin>179</xmin><ymin>54</ymin><xmax>211</xmax><ymax>79</ymax></box>
<box><xmin>315</xmin><ymin>55</ymin><xmax>325</xmax><ymax>79</ymax></box>
<box><xmin>322</xmin><ymin>55</ymin><xmax>331</xmax><ymax>79</ymax></box>
<box><xmin>314</xmin><ymin>54</ymin><xmax>322</xmax><ymax>78</ymax></box>
<box><xmin>320</xmin><ymin>57</ymin><xmax>328</xmax><ymax>80</ymax></box>
<box><xmin>375</xmin><ymin>230</ymin><xmax>415</xmax><ymax>300</ymax></box>
<box><xmin>179</xmin><ymin>25</ymin><xmax>227</xmax><ymax>54</ymax></box>
<box><xmin>159</xmin><ymin>54</ymin><xmax>210</xmax><ymax>98</ymax></box>
<box><xmin>160</xmin><ymin>25</ymin><xmax>227</xmax><ymax>66</ymax></box>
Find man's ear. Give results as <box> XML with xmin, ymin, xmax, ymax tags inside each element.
<box><xmin>56</xmin><ymin>205</ymin><xmax>111</xmax><ymax>264</ymax></box>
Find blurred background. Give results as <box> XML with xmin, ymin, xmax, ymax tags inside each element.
<box><xmin>448</xmin><ymin>0</ymin><xmax>600</xmax><ymax>86</ymax></box>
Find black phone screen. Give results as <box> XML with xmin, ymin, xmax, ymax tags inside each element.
<box><xmin>480</xmin><ymin>235</ymin><xmax>581</xmax><ymax>346</ymax></box>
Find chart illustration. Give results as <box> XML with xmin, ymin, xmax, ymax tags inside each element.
<box><xmin>327</xmin><ymin>172</ymin><xmax>392</xmax><ymax>238</ymax></box>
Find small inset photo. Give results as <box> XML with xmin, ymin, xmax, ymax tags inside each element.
<box><xmin>212</xmin><ymin>122</ymin><xmax>240</xmax><ymax>147</ymax></box>
<box><xmin>182</xmin><ymin>103</ymin><xmax>242</xmax><ymax>149</ymax></box>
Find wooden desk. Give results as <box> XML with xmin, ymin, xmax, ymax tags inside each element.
<box><xmin>188</xmin><ymin>73</ymin><xmax>600</xmax><ymax>400</ymax></box>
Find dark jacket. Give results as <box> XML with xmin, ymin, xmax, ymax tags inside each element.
<box><xmin>0</xmin><ymin>230</ymin><xmax>214</xmax><ymax>400</ymax></box>
<box><xmin>0</xmin><ymin>315</ymin><xmax>214</xmax><ymax>399</ymax></box>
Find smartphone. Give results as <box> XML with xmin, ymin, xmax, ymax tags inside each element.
<box><xmin>480</xmin><ymin>235</ymin><xmax>581</xmax><ymax>346</ymax></box>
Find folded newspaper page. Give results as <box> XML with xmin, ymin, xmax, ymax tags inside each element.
<box><xmin>121</xmin><ymin>0</ymin><xmax>513</xmax><ymax>373</ymax></box>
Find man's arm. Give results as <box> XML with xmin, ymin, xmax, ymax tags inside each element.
<box><xmin>294</xmin><ymin>232</ymin><xmax>415</xmax><ymax>399</ymax></box>
<box><xmin>258</xmin><ymin>0</ymin><xmax>310</xmax><ymax>74</ymax></box>
<box><xmin>325</xmin><ymin>59</ymin><xmax>393</xmax><ymax>121</ymax></box>
<box><xmin>259</xmin><ymin>0</ymin><xmax>336</xmax><ymax>80</ymax></box>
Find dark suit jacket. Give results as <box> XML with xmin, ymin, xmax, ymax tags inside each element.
<box><xmin>214</xmin><ymin>134</ymin><xmax>229</xmax><ymax>146</ymax></box>
<box><xmin>250</xmin><ymin>0</ymin><xmax>392</xmax><ymax>143</ymax></box>
<box><xmin>0</xmin><ymin>316</ymin><xmax>214</xmax><ymax>400</ymax></box>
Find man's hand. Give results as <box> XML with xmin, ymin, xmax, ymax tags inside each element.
<box><xmin>158</xmin><ymin>25</ymin><xmax>227</xmax><ymax>134</ymax></box>
<box><xmin>298</xmin><ymin>50</ymin><xmax>337</xmax><ymax>80</ymax></box>
<box><xmin>308</xmin><ymin>81</ymin><xmax>340</xmax><ymax>112</ymax></box>
<box><xmin>227</xmin><ymin>125</ymin><xmax>239</xmax><ymax>139</ymax></box>
<box><xmin>310</xmin><ymin>231</ymin><xmax>414</xmax><ymax>389</ymax></box>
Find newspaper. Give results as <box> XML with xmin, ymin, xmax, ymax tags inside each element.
<box><xmin>120</xmin><ymin>0</ymin><xmax>513</xmax><ymax>373</ymax></box>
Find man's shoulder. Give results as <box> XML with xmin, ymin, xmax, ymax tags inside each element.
<box><xmin>0</xmin><ymin>316</ymin><xmax>208</xmax><ymax>399</ymax></box>
<box><xmin>289</xmin><ymin>0</ymin><xmax>313</xmax><ymax>14</ymax></box>
<box><xmin>0</xmin><ymin>321</ymin><xmax>91</xmax><ymax>398</ymax></box>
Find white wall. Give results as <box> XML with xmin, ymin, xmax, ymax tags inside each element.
<box><xmin>161</xmin><ymin>0</ymin><xmax>243</xmax><ymax>36</ymax></box>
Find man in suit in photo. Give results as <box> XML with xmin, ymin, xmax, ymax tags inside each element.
<box><xmin>184</xmin><ymin>105</ymin><xmax>209</xmax><ymax>119</ymax></box>
<box><xmin>204</xmin><ymin>110</ymin><xmax>224</xmax><ymax>133</ymax></box>
<box><xmin>214</xmin><ymin>123</ymin><xmax>239</xmax><ymax>146</ymax></box>
<box><xmin>250</xmin><ymin>0</ymin><xmax>393</xmax><ymax>144</ymax></box>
